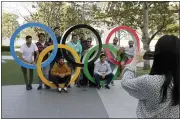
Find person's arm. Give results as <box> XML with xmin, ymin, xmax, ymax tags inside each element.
<box><xmin>94</xmin><ymin>62</ymin><xmax>102</xmax><ymax>76</ymax></box>
<box><xmin>121</xmin><ymin>63</ymin><xmax>151</xmax><ymax>100</ymax></box>
<box><xmin>34</xmin><ymin>44</ymin><xmax>39</xmax><ymax>63</ymax></box>
<box><xmin>50</xmin><ymin>63</ymin><xmax>59</xmax><ymax>76</ymax></box>
<box><xmin>19</xmin><ymin>45</ymin><xmax>31</xmax><ymax>64</ymax></box>
<box><xmin>48</xmin><ymin>38</ymin><xmax>53</xmax><ymax>45</ymax></box>
<box><xmin>64</xmin><ymin>64</ymin><xmax>71</xmax><ymax>76</ymax></box>
<box><xmin>78</xmin><ymin>43</ymin><xmax>82</xmax><ymax>58</ymax></box>
<box><xmin>105</xmin><ymin>63</ymin><xmax>112</xmax><ymax>75</ymax></box>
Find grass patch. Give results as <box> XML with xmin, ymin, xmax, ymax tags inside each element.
<box><xmin>2</xmin><ymin>51</ymin><xmax>18</xmax><ymax>56</ymax></box>
<box><xmin>2</xmin><ymin>60</ymin><xmax>38</xmax><ymax>86</ymax></box>
<box><xmin>2</xmin><ymin>60</ymin><xmax>150</xmax><ymax>86</ymax></box>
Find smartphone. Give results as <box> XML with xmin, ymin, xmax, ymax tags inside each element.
<box><xmin>143</xmin><ymin>51</ymin><xmax>154</xmax><ymax>60</ymax></box>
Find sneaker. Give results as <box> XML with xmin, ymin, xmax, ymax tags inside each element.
<box><xmin>105</xmin><ymin>85</ymin><xmax>110</xmax><ymax>89</ymax></box>
<box><xmin>97</xmin><ymin>85</ymin><xmax>101</xmax><ymax>90</ymax></box>
<box><xmin>111</xmin><ymin>81</ymin><xmax>115</xmax><ymax>86</ymax></box>
<box><xmin>45</xmin><ymin>85</ymin><xmax>50</xmax><ymax>89</ymax></box>
<box><xmin>76</xmin><ymin>84</ymin><xmax>80</xmax><ymax>87</ymax></box>
<box><xmin>68</xmin><ymin>85</ymin><xmax>71</xmax><ymax>88</ymax></box>
<box><xmin>58</xmin><ymin>88</ymin><xmax>62</xmax><ymax>93</ymax></box>
<box><xmin>29</xmin><ymin>85</ymin><xmax>32</xmax><ymax>90</ymax></box>
<box><xmin>63</xmin><ymin>87</ymin><xmax>68</xmax><ymax>93</ymax></box>
<box><xmin>37</xmin><ymin>85</ymin><xmax>42</xmax><ymax>90</ymax></box>
<box><xmin>26</xmin><ymin>85</ymin><xmax>30</xmax><ymax>90</ymax></box>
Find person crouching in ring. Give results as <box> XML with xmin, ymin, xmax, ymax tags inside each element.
<box><xmin>50</xmin><ymin>57</ymin><xmax>71</xmax><ymax>93</ymax></box>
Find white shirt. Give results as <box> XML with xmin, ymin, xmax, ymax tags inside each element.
<box><xmin>124</xmin><ymin>46</ymin><xmax>135</xmax><ymax>59</ymax></box>
<box><xmin>121</xmin><ymin>63</ymin><xmax>179</xmax><ymax>118</ymax></box>
<box><xmin>19</xmin><ymin>43</ymin><xmax>38</xmax><ymax>63</ymax></box>
<box><xmin>94</xmin><ymin>60</ymin><xmax>112</xmax><ymax>75</ymax></box>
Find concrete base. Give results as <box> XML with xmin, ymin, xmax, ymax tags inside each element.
<box><xmin>2</xmin><ymin>80</ymin><xmax>138</xmax><ymax>118</ymax></box>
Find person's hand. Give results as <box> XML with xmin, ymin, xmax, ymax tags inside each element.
<box><xmin>61</xmin><ymin>74</ymin><xmax>65</xmax><ymax>78</ymax></box>
<box><xmin>131</xmin><ymin>50</ymin><xmax>145</xmax><ymax>64</ymax></box>
<box><xmin>30</xmin><ymin>61</ymin><xmax>36</xmax><ymax>65</ymax></box>
<box><xmin>59</xmin><ymin>74</ymin><xmax>62</xmax><ymax>78</ymax></box>
<box><xmin>101</xmin><ymin>73</ymin><xmax>106</xmax><ymax>79</ymax></box>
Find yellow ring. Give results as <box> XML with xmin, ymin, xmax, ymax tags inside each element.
<box><xmin>37</xmin><ymin>44</ymin><xmax>81</xmax><ymax>88</ymax></box>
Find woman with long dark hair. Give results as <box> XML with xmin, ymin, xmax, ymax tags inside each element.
<box><xmin>121</xmin><ymin>35</ymin><xmax>179</xmax><ymax>118</ymax></box>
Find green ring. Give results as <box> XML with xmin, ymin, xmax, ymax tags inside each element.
<box><xmin>83</xmin><ymin>44</ymin><xmax>121</xmax><ymax>84</ymax></box>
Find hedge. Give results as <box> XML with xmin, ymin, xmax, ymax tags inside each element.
<box><xmin>2</xmin><ymin>46</ymin><xmax>10</xmax><ymax>51</ymax></box>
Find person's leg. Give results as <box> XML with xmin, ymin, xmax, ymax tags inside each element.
<box><xmin>105</xmin><ymin>73</ymin><xmax>114</xmax><ymax>89</ymax></box>
<box><xmin>21</xmin><ymin>66</ymin><xmax>29</xmax><ymax>90</ymax></box>
<box><xmin>37</xmin><ymin>66</ymin><xmax>48</xmax><ymax>90</ymax></box>
<box><xmin>49</xmin><ymin>59</ymin><xmax>56</xmax><ymax>81</ymax></box>
<box><xmin>51</xmin><ymin>75</ymin><xmax>59</xmax><ymax>88</ymax></box>
<box><xmin>93</xmin><ymin>73</ymin><xmax>101</xmax><ymax>89</ymax></box>
<box><xmin>64</xmin><ymin>75</ymin><xmax>71</xmax><ymax>87</ymax></box>
<box><xmin>29</xmin><ymin>69</ymin><xmax>34</xmax><ymax>89</ymax></box>
<box><xmin>62</xmin><ymin>75</ymin><xmax>71</xmax><ymax>93</ymax></box>
<box><xmin>44</xmin><ymin>65</ymin><xmax>50</xmax><ymax>89</ymax></box>
<box><xmin>37</xmin><ymin>75</ymin><xmax>43</xmax><ymax>90</ymax></box>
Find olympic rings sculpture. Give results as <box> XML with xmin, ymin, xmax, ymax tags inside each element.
<box><xmin>10</xmin><ymin>22</ymin><xmax>140</xmax><ymax>87</ymax></box>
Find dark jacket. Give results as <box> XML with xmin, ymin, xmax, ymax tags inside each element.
<box><xmin>48</xmin><ymin>36</ymin><xmax>62</xmax><ymax>62</ymax></box>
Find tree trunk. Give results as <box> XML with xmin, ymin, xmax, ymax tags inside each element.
<box><xmin>142</xmin><ymin>2</ymin><xmax>150</xmax><ymax>70</ymax></box>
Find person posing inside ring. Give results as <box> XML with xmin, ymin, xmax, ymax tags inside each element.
<box><xmin>19</xmin><ymin>35</ymin><xmax>39</xmax><ymax>90</ymax></box>
<box><xmin>117</xmin><ymin>40</ymin><xmax>135</xmax><ymax>71</ymax></box>
<box><xmin>35</xmin><ymin>33</ymin><xmax>50</xmax><ymax>90</ymax></box>
<box><xmin>50</xmin><ymin>57</ymin><xmax>71</xmax><ymax>93</ymax></box>
<box><xmin>121</xmin><ymin>35</ymin><xmax>179</xmax><ymax>118</ymax></box>
<box><xmin>94</xmin><ymin>53</ymin><xmax>114</xmax><ymax>90</ymax></box>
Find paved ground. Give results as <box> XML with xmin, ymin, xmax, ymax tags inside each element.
<box><xmin>2</xmin><ymin>80</ymin><xmax>138</xmax><ymax>118</ymax></box>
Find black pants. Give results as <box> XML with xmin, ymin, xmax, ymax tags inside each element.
<box><xmin>21</xmin><ymin>66</ymin><xmax>33</xmax><ymax>86</ymax></box>
<box><xmin>93</xmin><ymin>73</ymin><xmax>114</xmax><ymax>86</ymax></box>
<box><xmin>51</xmin><ymin>75</ymin><xmax>71</xmax><ymax>88</ymax></box>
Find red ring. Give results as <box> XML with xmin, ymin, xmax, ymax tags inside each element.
<box><xmin>105</xmin><ymin>26</ymin><xmax>140</xmax><ymax>65</ymax></box>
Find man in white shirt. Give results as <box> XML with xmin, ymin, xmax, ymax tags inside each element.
<box><xmin>94</xmin><ymin>53</ymin><xmax>114</xmax><ymax>89</ymax></box>
<box><xmin>19</xmin><ymin>35</ymin><xmax>39</xmax><ymax>90</ymax></box>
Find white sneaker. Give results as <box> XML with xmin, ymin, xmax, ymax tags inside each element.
<box><xmin>58</xmin><ymin>88</ymin><xmax>62</xmax><ymax>92</ymax></box>
<box><xmin>63</xmin><ymin>87</ymin><xmax>68</xmax><ymax>93</ymax></box>
<box><xmin>64</xmin><ymin>87</ymin><xmax>67</xmax><ymax>91</ymax></box>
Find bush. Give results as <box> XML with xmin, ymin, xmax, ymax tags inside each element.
<box><xmin>2</xmin><ymin>46</ymin><xmax>10</xmax><ymax>51</ymax></box>
<box><xmin>15</xmin><ymin>46</ymin><xmax>21</xmax><ymax>48</ymax></box>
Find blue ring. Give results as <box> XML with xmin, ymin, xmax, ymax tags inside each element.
<box><xmin>10</xmin><ymin>22</ymin><xmax>58</xmax><ymax>69</ymax></box>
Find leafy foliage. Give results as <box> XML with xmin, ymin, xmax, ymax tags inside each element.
<box><xmin>2</xmin><ymin>12</ymin><xmax>20</xmax><ymax>38</ymax></box>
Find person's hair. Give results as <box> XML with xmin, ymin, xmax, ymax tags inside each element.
<box><xmin>100</xmin><ymin>53</ymin><xmax>106</xmax><ymax>58</ymax></box>
<box><xmin>72</xmin><ymin>33</ymin><xmax>78</xmax><ymax>39</ymax></box>
<box><xmin>25</xmin><ymin>35</ymin><xmax>32</xmax><ymax>40</ymax></box>
<box><xmin>150</xmin><ymin>35</ymin><xmax>180</xmax><ymax>106</ymax></box>
<box><xmin>128</xmin><ymin>40</ymin><xmax>134</xmax><ymax>43</ymax></box>
<box><xmin>59</xmin><ymin>57</ymin><xmax>64</xmax><ymax>60</ymax></box>
<box><xmin>54</xmin><ymin>27</ymin><xmax>60</xmax><ymax>31</ymax></box>
<box><xmin>38</xmin><ymin>33</ymin><xmax>45</xmax><ymax>38</ymax></box>
<box><xmin>87</xmin><ymin>37</ymin><xmax>92</xmax><ymax>41</ymax></box>
<box><xmin>113</xmin><ymin>37</ymin><xmax>118</xmax><ymax>40</ymax></box>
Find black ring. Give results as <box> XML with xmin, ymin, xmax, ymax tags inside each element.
<box><xmin>61</xmin><ymin>24</ymin><xmax>102</xmax><ymax>67</ymax></box>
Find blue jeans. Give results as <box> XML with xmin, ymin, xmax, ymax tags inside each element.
<box><xmin>93</xmin><ymin>73</ymin><xmax>114</xmax><ymax>86</ymax></box>
<box><xmin>38</xmin><ymin>65</ymin><xmax>50</xmax><ymax>86</ymax></box>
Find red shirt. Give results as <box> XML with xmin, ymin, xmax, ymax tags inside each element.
<box><xmin>35</xmin><ymin>41</ymin><xmax>49</xmax><ymax>62</ymax></box>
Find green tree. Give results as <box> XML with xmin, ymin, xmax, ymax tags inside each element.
<box><xmin>21</xmin><ymin>2</ymin><xmax>97</xmax><ymax>35</ymax></box>
<box><xmin>2</xmin><ymin>12</ymin><xmax>20</xmax><ymax>38</ymax></box>
<box><xmin>93</xmin><ymin>1</ymin><xmax>178</xmax><ymax>69</ymax></box>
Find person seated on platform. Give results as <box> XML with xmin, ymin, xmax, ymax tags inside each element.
<box><xmin>94</xmin><ymin>53</ymin><xmax>114</xmax><ymax>90</ymax></box>
<box><xmin>50</xmin><ymin>57</ymin><xmax>71</xmax><ymax>93</ymax></box>
<box><xmin>117</xmin><ymin>40</ymin><xmax>135</xmax><ymax>69</ymax></box>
